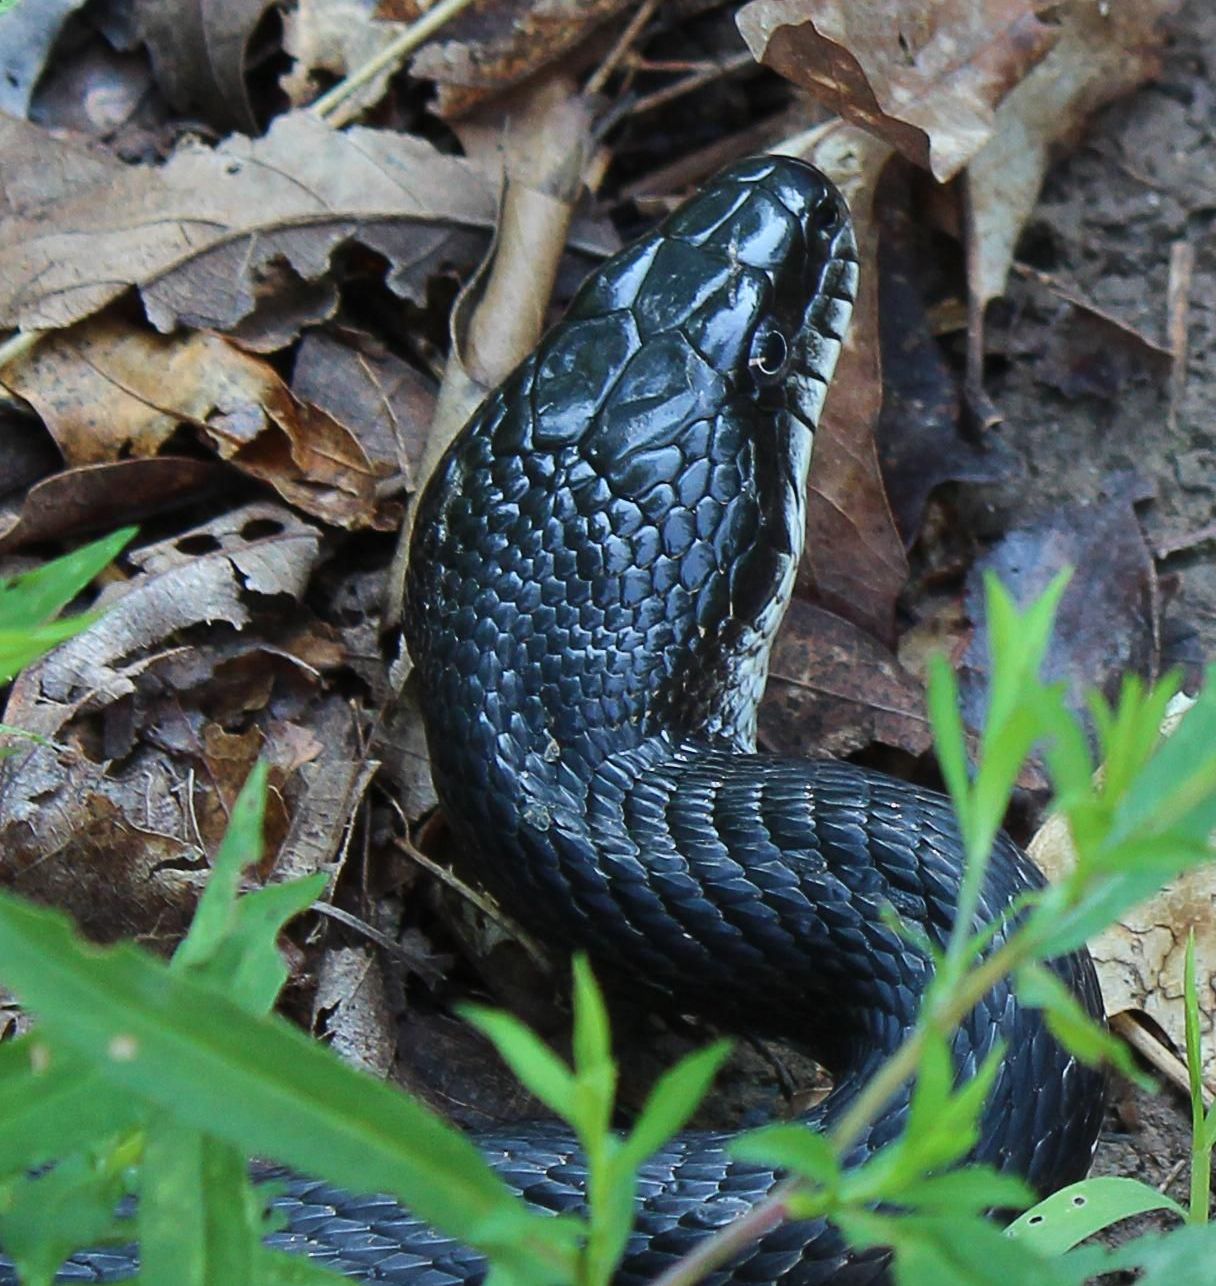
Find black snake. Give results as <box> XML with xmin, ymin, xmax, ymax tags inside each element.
<box><xmin>23</xmin><ymin>155</ymin><xmax>1104</xmax><ymax>1284</ymax></box>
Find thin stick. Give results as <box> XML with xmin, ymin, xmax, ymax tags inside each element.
<box><xmin>585</xmin><ymin>0</ymin><xmax>660</xmax><ymax>97</ymax></box>
<box><xmin>624</xmin><ymin>51</ymin><xmax>755</xmax><ymax>118</ymax></box>
<box><xmin>310</xmin><ymin>0</ymin><xmax>479</xmax><ymax>122</ymax></box>
<box><xmin>1111</xmin><ymin>1009</ymin><xmax>1214</xmax><ymax>1106</ymax></box>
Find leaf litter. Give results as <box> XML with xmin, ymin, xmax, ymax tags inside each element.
<box><xmin>0</xmin><ymin>0</ymin><xmax>1211</xmax><ymax>1225</ymax></box>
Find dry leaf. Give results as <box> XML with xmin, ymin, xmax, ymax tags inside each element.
<box><xmin>394</xmin><ymin>0</ymin><xmax>631</xmax><ymax>118</ymax></box>
<box><xmin>738</xmin><ymin>0</ymin><xmax>1058</xmax><ymax>183</ymax></box>
<box><xmin>0</xmin><ymin>0</ymin><xmax>90</xmax><ymax>118</ymax></box>
<box><xmin>133</xmin><ymin>0</ymin><xmax>276</xmax><ymax>133</ymax></box>
<box><xmin>783</xmin><ymin>120</ymin><xmax>907</xmax><ymax>647</ymax></box>
<box><xmin>0</xmin><ymin>458</ymin><xmax>222</xmax><ymax>552</ymax></box>
<box><xmin>0</xmin><ymin>503</ymin><xmax>325</xmax><ymax>941</ymax></box>
<box><xmin>0</xmin><ymin>111</ymin><xmax>616</xmax><ymax>336</ymax></box>
<box><xmin>292</xmin><ymin>330</ymin><xmax>435</xmax><ymax>485</ymax></box>
<box><xmin>967</xmin><ymin>0</ymin><xmax>1181</xmax><ymax>311</ymax></box>
<box><xmin>959</xmin><ymin>475</ymin><xmax>1160</xmax><ymax>729</ymax></box>
<box><xmin>281</xmin><ymin>0</ymin><xmax>407</xmax><ymax>111</ymax></box>
<box><xmin>761</xmin><ymin>600</ymin><xmax>933</xmax><ymax>758</ymax></box>
<box><xmin>313</xmin><ymin>946</ymin><xmax>396</xmax><ymax>1078</ymax></box>
<box><xmin>1</xmin><ymin>317</ymin><xmax>390</xmax><ymax>530</ymax></box>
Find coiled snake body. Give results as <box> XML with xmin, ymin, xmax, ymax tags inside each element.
<box><xmin>35</xmin><ymin>157</ymin><xmax>1105</xmax><ymax>1284</ymax></box>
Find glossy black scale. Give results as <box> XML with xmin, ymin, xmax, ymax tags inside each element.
<box><xmin>14</xmin><ymin>156</ymin><xmax>1104</xmax><ymax>1285</ymax></box>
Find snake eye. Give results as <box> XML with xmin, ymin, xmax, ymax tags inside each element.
<box><xmin>748</xmin><ymin>321</ymin><xmax>789</xmax><ymax>384</ymax></box>
<box><xmin>810</xmin><ymin>192</ymin><xmax>840</xmax><ymax>233</ymax></box>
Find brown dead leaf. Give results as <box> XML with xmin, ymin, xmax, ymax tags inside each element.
<box><xmin>282</xmin><ymin>0</ymin><xmax>407</xmax><ymax>111</ymax></box>
<box><xmin>0</xmin><ymin>0</ymin><xmax>90</xmax><ymax>118</ymax></box>
<box><xmin>760</xmin><ymin>600</ymin><xmax>932</xmax><ymax>758</ymax></box>
<box><xmin>966</xmin><ymin>0</ymin><xmax>1181</xmax><ymax>312</ymax></box>
<box><xmin>292</xmin><ymin>330</ymin><xmax>435</xmax><ymax>485</ymax></box>
<box><xmin>0</xmin><ymin>458</ymin><xmax>223</xmax><ymax>553</ymax></box>
<box><xmin>784</xmin><ymin>120</ymin><xmax>907</xmax><ymax>647</ymax></box>
<box><xmin>959</xmin><ymin>474</ymin><xmax>1160</xmax><ymax>730</ymax></box>
<box><xmin>876</xmin><ymin>178</ymin><xmax>1016</xmax><ymax>543</ymax></box>
<box><xmin>738</xmin><ymin>0</ymin><xmax>1058</xmax><ymax>183</ymax></box>
<box><xmin>390</xmin><ymin>0</ymin><xmax>631</xmax><ymax>118</ymax></box>
<box><xmin>0</xmin><ymin>502</ymin><xmax>327</xmax><ymax>941</ymax></box>
<box><xmin>0</xmin><ymin>111</ymin><xmax>616</xmax><ymax>336</ymax></box>
<box><xmin>1031</xmin><ymin>693</ymin><xmax>1216</xmax><ymax>1090</ymax></box>
<box><xmin>133</xmin><ymin>0</ymin><xmax>278</xmax><ymax>133</ymax></box>
<box><xmin>1</xmin><ymin>317</ymin><xmax>390</xmax><ymax>530</ymax></box>
<box><xmin>313</xmin><ymin>946</ymin><xmax>396</xmax><ymax>1077</ymax></box>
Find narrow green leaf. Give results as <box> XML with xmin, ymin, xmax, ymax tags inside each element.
<box><xmin>1073</xmin><ymin>1222</ymin><xmax>1216</xmax><ymax>1283</ymax></box>
<box><xmin>140</xmin><ymin>1117</ymin><xmax>260</xmax><ymax>1286</ymax></box>
<box><xmin>925</xmin><ymin>655</ymin><xmax>970</xmax><ymax>822</ymax></box>
<box><xmin>571</xmin><ymin>956</ymin><xmax>612</xmax><ymax>1079</ymax></box>
<box><xmin>621</xmin><ymin>1040</ymin><xmax>731</xmax><ymax>1169</ymax></box>
<box><xmin>0</xmin><ymin>1036</ymin><xmax>143</xmax><ymax>1173</ymax></box>
<box><xmin>729</xmin><ymin>1124</ymin><xmax>840</xmax><ymax>1188</ymax></box>
<box><xmin>0</xmin><ymin>894</ymin><xmax>574</xmax><ymax>1284</ymax></box>
<box><xmin>1006</xmin><ymin>1177</ymin><xmax>1185</xmax><ymax>1255</ymax></box>
<box><xmin>258</xmin><ymin>1249</ymin><xmax>350</xmax><ymax>1284</ymax></box>
<box><xmin>885</xmin><ymin>1167</ymin><xmax>1033</xmax><ymax>1216</ymax></box>
<box><xmin>174</xmin><ymin>761</ymin><xmax>270</xmax><ymax>974</ymax></box>
<box><xmin>0</xmin><ymin>1141</ymin><xmax>134</xmax><ymax>1286</ymax></box>
<box><xmin>0</xmin><ymin>527</ymin><xmax>135</xmax><ymax>632</ymax></box>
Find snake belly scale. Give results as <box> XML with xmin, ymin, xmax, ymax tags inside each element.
<box><xmin>22</xmin><ymin>156</ymin><xmax>1104</xmax><ymax>1285</ymax></box>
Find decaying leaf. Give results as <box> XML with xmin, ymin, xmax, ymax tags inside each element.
<box><xmin>737</xmin><ymin>0</ymin><xmax>1058</xmax><ymax>182</ymax></box>
<box><xmin>784</xmin><ymin>120</ymin><xmax>907</xmax><ymax>647</ymax></box>
<box><xmin>0</xmin><ymin>503</ymin><xmax>343</xmax><ymax>942</ymax></box>
<box><xmin>281</xmin><ymin>0</ymin><xmax>406</xmax><ymax>111</ymax></box>
<box><xmin>0</xmin><ymin>458</ymin><xmax>223</xmax><ymax>553</ymax></box>
<box><xmin>0</xmin><ymin>111</ymin><xmax>616</xmax><ymax>337</ymax></box>
<box><xmin>1</xmin><ymin>317</ymin><xmax>391</xmax><ymax>530</ymax></box>
<box><xmin>761</xmin><ymin>600</ymin><xmax>933</xmax><ymax>758</ymax></box>
<box><xmin>966</xmin><ymin>0</ymin><xmax>1182</xmax><ymax>312</ymax></box>
<box><xmin>133</xmin><ymin>0</ymin><xmax>277</xmax><ymax>133</ymax></box>
<box><xmin>0</xmin><ymin>0</ymin><xmax>90</xmax><ymax>118</ymax></box>
<box><xmin>959</xmin><ymin>475</ymin><xmax>1160</xmax><ymax>729</ymax></box>
<box><xmin>313</xmin><ymin>946</ymin><xmax>396</xmax><ymax>1078</ymax></box>
<box><xmin>391</xmin><ymin>0</ymin><xmax>631</xmax><ymax>118</ymax></box>
<box><xmin>292</xmin><ymin>330</ymin><xmax>435</xmax><ymax>486</ymax></box>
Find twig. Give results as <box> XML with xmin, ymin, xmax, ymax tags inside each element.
<box><xmin>585</xmin><ymin>0</ymin><xmax>661</xmax><ymax>97</ymax></box>
<box><xmin>310</xmin><ymin>0</ymin><xmax>479</xmax><ymax>123</ymax></box>
<box><xmin>1111</xmin><ymin>1009</ymin><xmax>1214</xmax><ymax>1107</ymax></box>
<box><xmin>624</xmin><ymin>51</ymin><xmax>756</xmax><ymax>118</ymax></box>
<box><xmin>1167</xmin><ymin>239</ymin><xmax>1195</xmax><ymax>433</ymax></box>
<box><xmin>393</xmin><ymin>833</ymin><xmax>550</xmax><ymax>970</ymax></box>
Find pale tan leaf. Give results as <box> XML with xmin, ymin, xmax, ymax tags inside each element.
<box><xmin>737</xmin><ymin>0</ymin><xmax>1059</xmax><ymax>182</ymax></box>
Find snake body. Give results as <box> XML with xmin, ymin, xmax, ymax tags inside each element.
<box><xmin>27</xmin><ymin>156</ymin><xmax>1104</xmax><ymax>1284</ymax></box>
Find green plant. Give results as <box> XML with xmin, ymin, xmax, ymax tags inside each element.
<box><xmin>1</xmin><ymin>547</ymin><xmax>1215</xmax><ymax>1286</ymax></box>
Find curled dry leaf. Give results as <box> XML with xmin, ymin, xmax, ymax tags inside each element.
<box><xmin>738</xmin><ymin>0</ymin><xmax>1058</xmax><ymax>183</ymax></box>
<box><xmin>281</xmin><ymin>0</ymin><xmax>407</xmax><ymax>111</ymax></box>
<box><xmin>782</xmin><ymin>120</ymin><xmax>907</xmax><ymax>648</ymax></box>
<box><xmin>133</xmin><ymin>0</ymin><xmax>276</xmax><ymax>133</ymax></box>
<box><xmin>0</xmin><ymin>503</ymin><xmax>326</xmax><ymax>941</ymax></box>
<box><xmin>390</xmin><ymin>0</ymin><xmax>631</xmax><ymax>118</ymax></box>
<box><xmin>760</xmin><ymin>599</ymin><xmax>933</xmax><ymax>759</ymax></box>
<box><xmin>1031</xmin><ymin>692</ymin><xmax>1216</xmax><ymax>1090</ymax></box>
<box><xmin>0</xmin><ymin>111</ymin><xmax>616</xmax><ymax>337</ymax></box>
<box><xmin>0</xmin><ymin>0</ymin><xmax>90</xmax><ymax>118</ymax></box>
<box><xmin>0</xmin><ymin>316</ymin><xmax>390</xmax><ymax>530</ymax></box>
<box><xmin>313</xmin><ymin>946</ymin><xmax>396</xmax><ymax>1078</ymax></box>
<box><xmin>966</xmin><ymin>0</ymin><xmax>1182</xmax><ymax>312</ymax></box>
<box><xmin>292</xmin><ymin>330</ymin><xmax>435</xmax><ymax>486</ymax></box>
<box><xmin>0</xmin><ymin>458</ymin><xmax>223</xmax><ymax>553</ymax></box>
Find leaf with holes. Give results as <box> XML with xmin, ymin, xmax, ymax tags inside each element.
<box><xmin>1005</xmin><ymin>1177</ymin><xmax>1184</xmax><ymax>1255</ymax></box>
